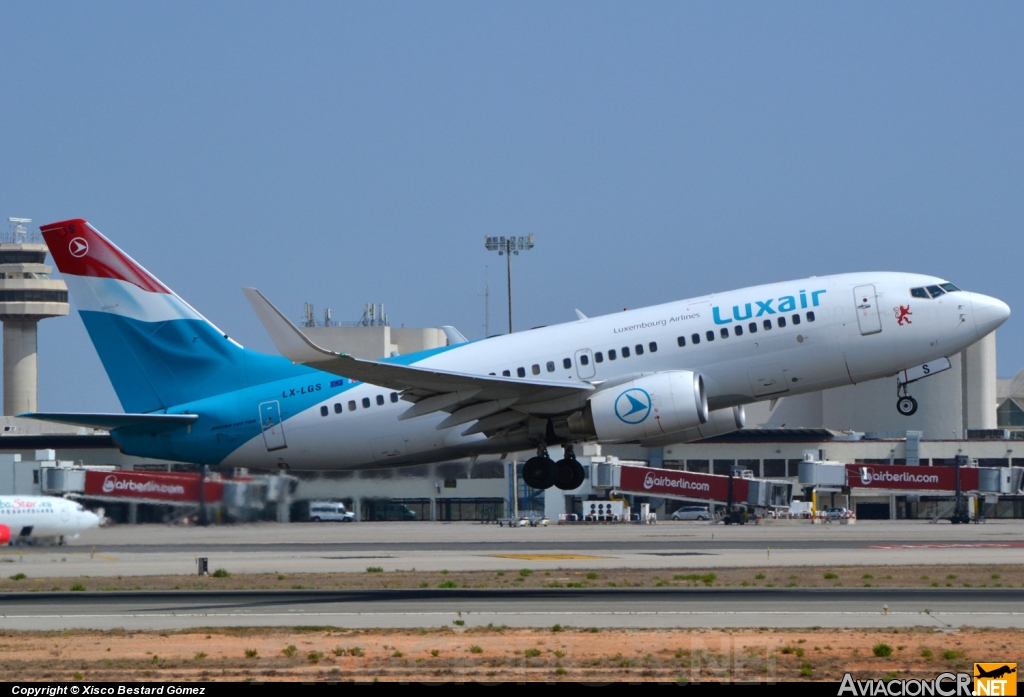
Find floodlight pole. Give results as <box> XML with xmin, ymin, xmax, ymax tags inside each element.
<box><xmin>484</xmin><ymin>235</ymin><xmax>534</xmax><ymax>334</ymax></box>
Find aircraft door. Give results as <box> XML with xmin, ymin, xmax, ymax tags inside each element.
<box><xmin>259</xmin><ymin>401</ymin><xmax>288</xmax><ymax>451</ymax></box>
<box><xmin>60</xmin><ymin>504</ymin><xmax>69</xmax><ymax>523</ymax></box>
<box><xmin>853</xmin><ymin>285</ymin><xmax>882</xmax><ymax>335</ymax></box>
<box><xmin>575</xmin><ymin>349</ymin><xmax>596</xmax><ymax>379</ymax></box>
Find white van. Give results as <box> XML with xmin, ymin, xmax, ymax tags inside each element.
<box><xmin>309</xmin><ymin>501</ymin><xmax>355</xmax><ymax>522</ymax></box>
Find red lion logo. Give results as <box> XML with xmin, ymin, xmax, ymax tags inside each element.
<box><xmin>894</xmin><ymin>305</ymin><xmax>912</xmax><ymax>326</ymax></box>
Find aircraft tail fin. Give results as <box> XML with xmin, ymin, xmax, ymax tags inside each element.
<box><xmin>41</xmin><ymin>219</ymin><xmax>304</xmax><ymax>412</ymax></box>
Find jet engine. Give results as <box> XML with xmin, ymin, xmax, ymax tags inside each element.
<box><xmin>0</xmin><ymin>524</ymin><xmax>9</xmax><ymax>545</ymax></box>
<box><xmin>640</xmin><ymin>406</ymin><xmax>746</xmax><ymax>446</ymax></box>
<box><xmin>569</xmin><ymin>371</ymin><xmax>707</xmax><ymax>441</ymax></box>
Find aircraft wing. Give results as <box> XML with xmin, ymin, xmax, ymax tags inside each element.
<box><xmin>243</xmin><ymin>288</ymin><xmax>594</xmax><ymax>433</ymax></box>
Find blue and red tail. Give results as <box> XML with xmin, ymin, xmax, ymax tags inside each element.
<box><xmin>41</xmin><ymin>219</ymin><xmax>306</xmax><ymax>413</ymax></box>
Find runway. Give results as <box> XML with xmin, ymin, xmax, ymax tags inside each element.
<box><xmin>1</xmin><ymin>587</ymin><xmax>1020</xmax><ymax>631</ymax></box>
<box><xmin>3</xmin><ymin>520</ymin><xmax>1022</xmax><ymax>578</ymax></box>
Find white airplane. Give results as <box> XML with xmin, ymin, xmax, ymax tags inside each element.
<box><xmin>0</xmin><ymin>496</ymin><xmax>102</xmax><ymax>545</ymax></box>
<box><xmin>26</xmin><ymin>219</ymin><xmax>1009</xmax><ymax>491</ymax></box>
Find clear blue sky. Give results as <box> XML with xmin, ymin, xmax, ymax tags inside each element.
<box><xmin>1</xmin><ymin>2</ymin><xmax>1022</xmax><ymax>412</ymax></box>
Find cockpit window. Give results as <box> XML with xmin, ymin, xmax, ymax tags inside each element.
<box><xmin>940</xmin><ymin>283</ymin><xmax>960</xmax><ymax>292</ymax></box>
<box><xmin>910</xmin><ymin>287</ymin><xmax>929</xmax><ymax>299</ymax></box>
<box><xmin>926</xmin><ymin>285</ymin><xmax>945</xmax><ymax>298</ymax></box>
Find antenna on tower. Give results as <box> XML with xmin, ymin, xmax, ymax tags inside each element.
<box><xmin>6</xmin><ymin>218</ymin><xmax>33</xmax><ymax>244</ymax></box>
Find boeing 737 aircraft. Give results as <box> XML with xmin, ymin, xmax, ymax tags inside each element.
<box><xmin>0</xmin><ymin>495</ymin><xmax>102</xmax><ymax>545</ymax></box>
<box><xmin>26</xmin><ymin>219</ymin><xmax>1010</xmax><ymax>491</ymax></box>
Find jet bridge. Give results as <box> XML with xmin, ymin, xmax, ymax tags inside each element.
<box><xmin>592</xmin><ymin>462</ymin><xmax>793</xmax><ymax>510</ymax></box>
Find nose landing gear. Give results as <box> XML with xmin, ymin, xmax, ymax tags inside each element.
<box><xmin>896</xmin><ymin>384</ymin><xmax>918</xmax><ymax>416</ymax></box>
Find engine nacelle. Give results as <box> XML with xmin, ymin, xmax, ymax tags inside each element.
<box><xmin>0</xmin><ymin>524</ymin><xmax>9</xmax><ymax>545</ymax></box>
<box><xmin>570</xmin><ymin>371</ymin><xmax>708</xmax><ymax>442</ymax></box>
<box><xmin>671</xmin><ymin>405</ymin><xmax>745</xmax><ymax>443</ymax></box>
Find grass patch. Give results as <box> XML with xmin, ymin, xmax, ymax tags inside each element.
<box><xmin>366</xmin><ymin>567</ymin><xmax>383</xmax><ymax>573</ymax></box>
<box><xmin>211</xmin><ymin>569</ymin><xmax>230</xmax><ymax>578</ymax></box>
<box><xmin>873</xmin><ymin>644</ymin><xmax>893</xmax><ymax>658</ymax></box>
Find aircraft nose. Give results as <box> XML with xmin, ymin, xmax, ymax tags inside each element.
<box><xmin>970</xmin><ymin>293</ymin><xmax>1011</xmax><ymax>338</ymax></box>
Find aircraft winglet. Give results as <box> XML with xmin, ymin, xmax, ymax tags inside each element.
<box><xmin>242</xmin><ymin>288</ymin><xmax>339</xmax><ymax>364</ymax></box>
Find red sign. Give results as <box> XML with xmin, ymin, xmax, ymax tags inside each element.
<box><xmin>83</xmin><ymin>470</ymin><xmax>223</xmax><ymax>502</ymax></box>
<box><xmin>845</xmin><ymin>464</ymin><xmax>979</xmax><ymax>491</ymax></box>
<box><xmin>618</xmin><ymin>465</ymin><xmax>748</xmax><ymax>502</ymax></box>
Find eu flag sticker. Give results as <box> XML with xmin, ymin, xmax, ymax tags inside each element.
<box><xmin>330</xmin><ymin>379</ymin><xmax>344</xmax><ymax>388</ymax></box>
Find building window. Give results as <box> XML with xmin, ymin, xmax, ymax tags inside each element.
<box><xmin>608</xmin><ymin>349</ymin><xmax>617</xmax><ymax>360</ymax></box>
<box><xmin>580</xmin><ymin>354</ymin><xmax>590</xmax><ymax>366</ymax></box>
<box><xmin>763</xmin><ymin>319</ymin><xmax>772</xmax><ymax>330</ymax></box>
<box><xmin>532</xmin><ymin>364</ymin><xmax>540</xmax><ymax>375</ymax></box>
<box><xmin>390</xmin><ymin>392</ymin><xmax>399</xmax><ymax>403</ymax></box>
<box><xmin>778</xmin><ymin>316</ymin><xmax>787</xmax><ymax>328</ymax></box>
<box><xmin>362</xmin><ymin>397</ymin><xmax>371</xmax><ymax>408</ymax></box>
<box><xmin>517</xmin><ymin>367</ymin><xmax>526</xmax><ymax>377</ymax></box>
<box><xmin>677</xmin><ymin>336</ymin><xmax>686</xmax><ymax>347</ymax></box>
<box><xmin>563</xmin><ymin>357</ymin><xmax>572</xmax><ymax>369</ymax></box>
<box><xmin>376</xmin><ymin>394</ymin><xmax>385</xmax><ymax>406</ymax></box>
<box><xmin>622</xmin><ymin>346</ymin><xmax>631</xmax><ymax>358</ymax></box>
<box><xmin>348</xmin><ymin>400</ymin><xmax>356</xmax><ymax>411</ymax></box>
<box><xmin>595</xmin><ymin>352</ymin><xmax>604</xmax><ymax>363</ymax></box>
<box><xmin>635</xmin><ymin>344</ymin><xmax>644</xmax><ymax>355</ymax></box>
<box><xmin>734</xmin><ymin>324</ymin><xmax>743</xmax><ymax>336</ymax></box>
<box><xmin>720</xmin><ymin>328</ymin><xmax>729</xmax><ymax>339</ymax></box>
<box><xmin>649</xmin><ymin>342</ymin><xmax>657</xmax><ymax>352</ymax></box>
<box><xmin>320</xmin><ymin>406</ymin><xmax>328</xmax><ymax>416</ymax></box>
<box><xmin>706</xmin><ymin>330</ymin><xmax>715</xmax><ymax>342</ymax></box>
<box><xmin>546</xmin><ymin>361</ymin><xmax>556</xmax><ymax>372</ymax></box>
<box><xmin>792</xmin><ymin>314</ymin><xmax>801</xmax><ymax>325</ymax></box>
<box><xmin>334</xmin><ymin>403</ymin><xmax>342</xmax><ymax>414</ymax></box>
<box><xmin>806</xmin><ymin>311</ymin><xmax>815</xmax><ymax>322</ymax></box>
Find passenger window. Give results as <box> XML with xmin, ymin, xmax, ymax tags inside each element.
<box><xmin>720</xmin><ymin>328</ymin><xmax>729</xmax><ymax>339</ymax></box>
<box><xmin>734</xmin><ymin>324</ymin><xmax>743</xmax><ymax>336</ymax></box>
<box><xmin>635</xmin><ymin>344</ymin><xmax>644</xmax><ymax>355</ymax></box>
<box><xmin>532</xmin><ymin>364</ymin><xmax>540</xmax><ymax>375</ymax></box>
<box><xmin>546</xmin><ymin>361</ymin><xmax>555</xmax><ymax>372</ymax></box>
<box><xmin>792</xmin><ymin>314</ymin><xmax>801</xmax><ymax>325</ymax></box>
<box><xmin>580</xmin><ymin>354</ymin><xmax>590</xmax><ymax>366</ymax></box>
<box><xmin>348</xmin><ymin>400</ymin><xmax>356</xmax><ymax>411</ymax></box>
<box><xmin>706</xmin><ymin>330</ymin><xmax>715</xmax><ymax>342</ymax></box>
<box><xmin>649</xmin><ymin>342</ymin><xmax>657</xmax><ymax>352</ymax></box>
<box><xmin>376</xmin><ymin>394</ymin><xmax>385</xmax><ymax>405</ymax></box>
<box><xmin>911</xmin><ymin>287</ymin><xmax>929</xmax><ymax>299</ymax></box>
<box><xmin>334</xmin><ymin>403</ymin><xmax>342</xmax><ymax>414</ymax></box>
<box><xmin>608</xmin><ymin>349</ymin><xmax>617</xmax><ymax>360</ymax></box>
<box><xmin>806</xmin><ymin>311</ymin><xmax>815</xmax><ymax>322</ymax></box>
<box><xmin>390</xmin><ymin>392</ymin><xmax>399</xmax><ymax>403</ymax></box>
<box><xmin>563</xmin><ymin>358</ymin><xmax>572</xmax><ymax>369</ymax></box>
<box><xmin>502</xmin><ymin>370</ymin><xmax>511</xmax><ymax>377</ymax></box>
<box><xmin>595</xmin><ymin>352</ymin><xmax>603</xmax><ymax>363</ymax></box>
<box><xmin>677</xmin><ymin>336</ymin><xmax>686</xmax><ymax>347</ymax></box>
<box><xmin>320</xmin><ymin>406</ymin><xmax>328</xmax><ymax>417</ymax></box>
<box><xmin>926</xmin><ymin>285</ymin><xmax>945</xmax><ymax>298</ymax></box>
<box><xmin>691</xmin><ymin>333</ymin><xmax>700</xmax><ymax>345</ymax></box>
<box><xmin>778</xmin><ymin>316</ymin><xmax>787</xmax><ymax>328</ymax></box>
<box><xmin>362</xmin><ymin>397</ymin><xmax>371</xmax><ymax>408</ymax></box>
<box><xmin>622</xmin><ymin>346</ymin><xmax>630</xmax><ymax>358</ymax></box>
<box><xmin>517</xmin><ymin>367</ymin><xmax>526</xmax><ymax>377</ymax></box>
<box><xmin>748</xmin><ymin>322</ymin><xmax>757</xmax><ymax>333</ymax></box>
<box><xmin>763</xmin><ymin>319</ymin><xmax>772</xmax><ymax>330</ymax></box>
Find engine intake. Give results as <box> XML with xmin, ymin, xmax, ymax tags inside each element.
<box><xmin>569</xmin><ymin>371</ymin><xmax>707</xmax><ymax>442</ymax></box>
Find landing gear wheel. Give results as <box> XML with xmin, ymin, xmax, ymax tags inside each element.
<box><xmin>522</xmin><ymin>456</ymin><xmax>557</xmax><ymax>489</ymax></box>
<box><xmin>553</xmin><ymin>459</ymin><xmax>587</xmax><ymax>491</ymax></box>
<box><xmin>897</xmin><ymin>396</ymin><xmax>918</xmax><ymax>416</ymax></box>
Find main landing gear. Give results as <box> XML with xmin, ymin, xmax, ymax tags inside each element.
<box><xmin>522</xmin><ymin>444</ymin><xmax>586</xmax><ymax>491</ymax></box>
<box><xmin>896</xmin><ymin>383</ymin><xmax>918</xmax><ymax>416</ymax></box>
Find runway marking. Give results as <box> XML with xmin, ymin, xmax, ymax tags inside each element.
<box><xmin>488</xmin><ymin>554</ymin><xmax>611</xmax><ymax>560</ymax></box>
<box><xmin>866</xmin><ymin>543</ymin><xmax>1024</xmax><ymax>549</ymax></box>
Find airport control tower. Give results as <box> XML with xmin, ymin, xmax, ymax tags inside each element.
<box><xmin>0</xmin><ymin>218</ymin><xmax>68</xmax><ymax>415</ymax></box>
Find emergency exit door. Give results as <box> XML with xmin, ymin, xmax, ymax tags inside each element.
<box><xmin>853</xmin><ymin>285</ymin><xmax>882</xmax><ymax>335</ymax></box>
<box><xmin>259</xmin><ymin>401</ymin><xmax>288</xmax><ymax>451</ymax></box>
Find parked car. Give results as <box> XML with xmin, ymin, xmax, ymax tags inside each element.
<box><xmin>671</xmin><ymin>505</ymin><xmax>710</xmax><ymax>521</ymax></box>
<box><xmin>824</xmin><ymin>506</ymin><xmax>849</xmax><ymax>520</ymax></box>
<box><xmin>309</xmin><ymin>501</ymin><xmax>355</xmax><ymax>522</ymax></box>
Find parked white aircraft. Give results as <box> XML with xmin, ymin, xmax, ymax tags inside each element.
<box><xmin>0</xmin><ymin>496</ymin><xmax>102</xmax><ymax>545</ymax></box>
<box><xmin>27</xmin><ymin>219</ymin><xmax>1010</xmax><ymax>491</ymax></box>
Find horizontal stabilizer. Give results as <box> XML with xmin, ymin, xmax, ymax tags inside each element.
<box><xmin>21</xmin><ymin>412</ymin><xmax>198</xmax><ymax>433</ymax></box>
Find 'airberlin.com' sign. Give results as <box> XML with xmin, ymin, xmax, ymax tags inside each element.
<box><xmin>83</xmin><ymin>470</ymin><xmax>223</xmax><ymax>502</ymax></box>
<box><xmin>618</xmin><ymin>465</ymin><xmax>748</xmax><ymax>501</ymax></box>
<box><xmin>845</xmin><ymin>464</ymin><xmax>979</xmax><ymax>491</ymax></box>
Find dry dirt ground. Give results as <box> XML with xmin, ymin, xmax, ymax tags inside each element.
<box><xmin>1</xmin><ymin>564</ymin><xmax>1021</xmax><ymax>592</ymax></box>
<box><xmin>0</xmin><ymin>626</ymin><xmax>1020</xmax><ymax>682</ymax></box>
